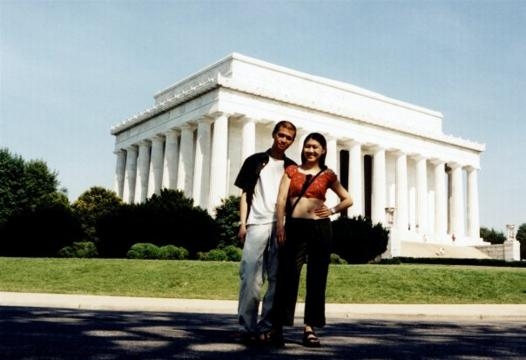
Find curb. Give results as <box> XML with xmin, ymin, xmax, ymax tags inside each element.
<box><xmin>1</xmin><ymin>292</ymin><xmax>525</xmax><ymax>320</ymax></box>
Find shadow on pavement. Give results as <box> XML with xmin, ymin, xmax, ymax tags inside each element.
<box><xmin>1</xmin><ymin>307</ymin><xmax>524</xmax><ymax>359</ymax></box>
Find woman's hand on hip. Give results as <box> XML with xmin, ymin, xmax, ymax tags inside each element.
<box><xmin>314</xmin><ymin>205</ymin><xmax>332</xmax><ymax>218</ymax></box>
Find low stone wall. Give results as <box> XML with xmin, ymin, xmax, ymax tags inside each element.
<box><xmin>475</xmin><ymin>241</ymin><xmax>521</xmax><ymax>261</ymax></box>
<box><xmin>475</xmin><ymin>244</ymin><xmax>504</xmax><ymax>260</ymax></box>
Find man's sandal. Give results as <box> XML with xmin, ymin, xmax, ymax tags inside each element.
<box><xmin>259</xmin><ymin>330</ymin><xmax>285</xmax><ymax>348</ymax></box>
<box><xmin>240</xmin><ymin>332</ymin><xmax>258</xmax><ymax>346</ymax></box>
<box><xmin>302</xmin><ymin>330</ymin><xmax>321</xmax><ymax>347</ymax></box>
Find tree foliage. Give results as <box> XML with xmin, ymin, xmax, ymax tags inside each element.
<box><xmin>214</xmin><ymin>195</ymin><xmax>241</xmax><ymax>248</ymax></box>
<box><xmin>516</xmin><ymin>223</ymin><xmax>526</xmax><ymax>260</ymax></box>
<box><xmin>1</xmin><ymin>195</ymin><xmax>82</xmax><ymax>257</ymax></box>
<box><xmin>0</xmin><ymin>148</ymin><xmax>59</xmax><ymax>225</ymax></box>
<box><xmin>0</xmin><ymin>149</ymin><xmax>81</xmax><ymax>257</ymax></box>
<box><xmin>480</xmin><ymin>227</ymin><xmax>506</xmax><ymax>244</ymax></box>
<box><xmin>0</xmin><ymin>149</ymin><xmax>25</xmax><ymax>225</ymax></box>
<box><xmin>72</xmin><ymin>186</ymin><xmax>122</xmax><ymax>242</ymax></box>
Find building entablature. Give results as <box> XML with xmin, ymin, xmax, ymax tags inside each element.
<box><xmin>112</xmin><ymin>53</ymin><xmax>483</xmax><ymax>154</ymax></box>
<box><xmin>113</xmin><ymin>80</ymin><xmax>484</xmax><ymax>169</ymax></box>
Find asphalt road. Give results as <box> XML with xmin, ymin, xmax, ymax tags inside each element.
<box><xmin>1</xmin><ymin>306</ymin><xmax>524</xmax><ymax>359</ymax></box>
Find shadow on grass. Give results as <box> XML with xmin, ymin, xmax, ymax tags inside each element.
<box><xmin>0</xmin><ymin>307</ymin><xmax>524</xmax><ymax>359</ymax></box>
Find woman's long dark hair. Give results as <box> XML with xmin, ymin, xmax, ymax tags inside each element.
<box><xmin>301</xmin><ymin>132</ymin><xmax>328</xmax><ymax>169</ymax></box>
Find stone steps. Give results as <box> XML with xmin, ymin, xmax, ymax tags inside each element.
<box><xmin>400</xmin><ymin>241</ymin><xmax>491</xmax><ymax>259</ymax></box>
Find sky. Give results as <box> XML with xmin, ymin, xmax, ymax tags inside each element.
<box><xmin>0</xmin><ymin>0</ymin><xmax>524</xmax><ymax>233</ymax></box>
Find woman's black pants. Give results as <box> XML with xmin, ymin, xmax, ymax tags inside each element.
<box><xmin>273</xmin><ymin>217</ymin><xmax>332</xmax><ymax>328</ymax></box>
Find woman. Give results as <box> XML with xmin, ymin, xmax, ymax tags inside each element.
<box><xmin>271</xmin><ymin>132</ymin><xmax>353</xmax><ymax>347</ymax></box>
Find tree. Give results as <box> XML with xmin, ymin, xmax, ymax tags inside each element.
<box><xmin>480</xmin><ymin>227</ymin><xmax>506</xmax><ymax>244</ymax></box>
<box><xmin>0</xmin><ymin>148</ymin><xmax>60</xmax><ymax>225</ymax></box>
<box><xmin>516</xmin><ymin>223</ymin><xmax>526</xmax><ymax>260</ymax></box>
<box><xmin>214</xmin><ymin>196</ymin><xmax>241</xmax><ymax>248</ymax></box>
<box><xmin>1</xmin><ymin>192</ymin><xmax>82</xmax><ymax>257</ymax></box>
<box><xmin>0</xmin><ymin>149</ymin><xmax>25</xmax><ymax>225</ymax></box>
<box><xmin>72</xmin><ymin>186</ymin><xmax>123</xmax><ymax>242</ymax></box>
<box><xmin>0</xmin><ymin>149</ymin><xmax>80</xmax><ymax>257</ymax></box>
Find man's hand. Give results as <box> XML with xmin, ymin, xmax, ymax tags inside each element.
<box><xmin>238</xmin><ymin>224</ymin><xmax>247</xmax><ymax>245</ymax></box>
<box><xmin>276</xmin><ymin>224</ymin><xmax>286</xmax><ymax>246</ymax></box>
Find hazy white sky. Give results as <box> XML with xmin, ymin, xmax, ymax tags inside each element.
<box><xmin>1</xmin><ymin>0</ymin><xmax>524</xmax><ymax>232</ymax></box>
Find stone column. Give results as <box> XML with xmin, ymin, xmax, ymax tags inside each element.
<box><xmin>326</xmin><ymin>135</ymin><xmax>338</xmax><ymax>170</ymax></box>
<box><xmin>177</xmin><ymin>124</ymin><xmax>195</xmax><ymax>198</ymax></box>
<box><xmin>135</xmin><ymin>140</ymin><xmax>151</xmax><ymax>203</ymax></box>
<box><xmin>415</xmin><ymin>156</ymin><xmax>428</xmax><ymax>235</ymax></box>
<box><xmin>113</xmin><ymin>149</ymin><xmax>126</xmax><ymax>198</ymax></box>
<box><xmin>372</xmin><ymin>147</ymin><xmax>386</xmax><ymax>224</ymax></box>
<box><xmin>450</xmin><ymin>163</ymin><xmax>465</xmax><ymax>239</ymax></box>
<box><xmin>240</xmin><ymin>117</ymin><xmax>256</xmax><ymax>162</ymax></box>
<box><xmin>395</xmin><ymin>151</ymin><xmax>408</xmax><ymax>230</ymax></box>
<box><xmin>122</xmin><ymin>145</ymin><xmax>138</xmax><ymax>203</ymax></box>
<box><xmin>147</xmin><ymin>135</ymin><xmax>164</xmax><ymax>197</ymax></box>
<box><xmin>162</xmin><ymin>129</ymin><xmax>179</xmax><ymax>190</ymax></box>
<box><xmin>291</xmin><ymin>128</ymin><xmax>307</xmax><ymax>163</ymax></box>
<box><xmin>325</xmin><ymin>135</ymin><xmax>338</xmax><ymax>209</ymax></box>
<box><xmin>193</xmin><ymin>118</ymin><xmax>212</xmax><ymax>209</ymax></box>
<box><xmin>467</xmin><ymin>166</ymin><xmax>480</xmax><ymax>240</ymax></box>
<box><xmin>208</xmin><ymin>113</ymin><xmax>229</xmax><ymax>214</ymax></box>
<box><xmin>433</xmin><ymin>160</ymin><xmax>447</xmax><ymax>240</ymax></box>
<box><xmin>348</xmin><ymin>141</ymin><xmax>363</xmax><ymax>217</ymax></box>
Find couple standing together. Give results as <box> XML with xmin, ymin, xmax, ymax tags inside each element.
<box><xmin>235</xmin><ymin>120</ymin><xmax>353</xmax><ymax>347</ymax></box>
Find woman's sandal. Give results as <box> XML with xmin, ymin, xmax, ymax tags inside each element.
<box><xmin>302</xmin><ymin>330</ymin><xmax>321</xmax><ymax>347</ymax></box>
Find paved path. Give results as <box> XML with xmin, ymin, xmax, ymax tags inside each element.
<box><xmin>1</xmin><ymin>292</ymin><xmax>525</xmax><ymax>359</ymax></box>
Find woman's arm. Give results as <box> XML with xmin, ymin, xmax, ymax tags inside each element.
<box><xmin>314</xmin><ymin>179</ymin><xmax>353</xmax><ymax>218</ymax></box>
<box><xmin>329</xmin><ymin>180</ymin><xmax>353</xmax><ymax>214</ymax></box>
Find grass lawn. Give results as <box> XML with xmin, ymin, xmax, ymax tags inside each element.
<box><xmin>0</xmin><ymin>257</ymin><xmax>524</xmax><ymax>303</ymax></box>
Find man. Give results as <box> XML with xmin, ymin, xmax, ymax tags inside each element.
<box><xmin>234</xmin><ymin>120</ymin><xmax>296</xmax><ymax>345</ymax></box>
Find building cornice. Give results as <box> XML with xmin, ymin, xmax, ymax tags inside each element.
<box><xmin>217</xmin><ymin>74</ymin><xmax>485</xmax><ymax>153</ymax></box>
<box><xmin>111</xmin><ymin>53</ymin><xmax>485</xmax><ymax>152</ymax></box>
<box><xmin>110</xmin><ymin>76</ymin><xmax>219</xmax><ymax>135</ymax></box>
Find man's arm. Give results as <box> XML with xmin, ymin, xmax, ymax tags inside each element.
<box><xmin>238</xmin><ymin>191</ymin><xmax>248</xmax><ymax>244</ymax></box>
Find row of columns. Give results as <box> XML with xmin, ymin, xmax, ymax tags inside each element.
<box><xmin>114</xmin><ymin>115</ymin><xmax>480</xmax><ymax>242</ymax></box>
<box><xmin>339</xmin><ymin>143</ymin><xmax>480</xmax><ymax>242</ymax></box>
<box><xmin>114</xmin><ymin>113</ymin><xmax>230</xmax><ymax>214</ymax></box>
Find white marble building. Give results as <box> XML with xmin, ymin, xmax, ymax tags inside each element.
<box><xmin>111</xmin><ymin>53</ymin><xmax>486</xmax><ymax>252</ymax></box>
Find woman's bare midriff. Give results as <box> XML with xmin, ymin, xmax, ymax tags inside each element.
<box><xmin>289</xmin><ymin>197</ymin><xmax>326</xmax><ymax>219</ymax></box>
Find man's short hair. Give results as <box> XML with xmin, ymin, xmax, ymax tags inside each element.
<box><xmin>272</xmin><ymin>120</ymin><xmax>296</xmax><ymax>139</ymax></box>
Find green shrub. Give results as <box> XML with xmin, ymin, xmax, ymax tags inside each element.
<box><xmin>159</xmin><ymin>245</ymin><xmax>189</xmax><ymax>260</ymax></box>
<box><xmin>200</xmin><ymin>248</ymin><xmax>228</xmax><ymax>261</ymax></box>
<box><xmin>127</xmin><ymin>243</ymin><xmax>161</xmax><ymax>259</ymax></box>
<box><xmin>58</xmin><ymin>241</ymin><xmax>98</xmax><ymax>258</ymax></box>
<box><xmin>330</xmin><ymin>253</ymin><xmax>348</xmax><ymax>264</ymax></box>
<box><xmin>332</xmin><ymin>216</ymin><xmax>388</xmax><ymax>264</ymax></box>
<box><xmin>223</xmin><ymin>245</ymin><xmax>242</xmax><ymax>261</ymax></box>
